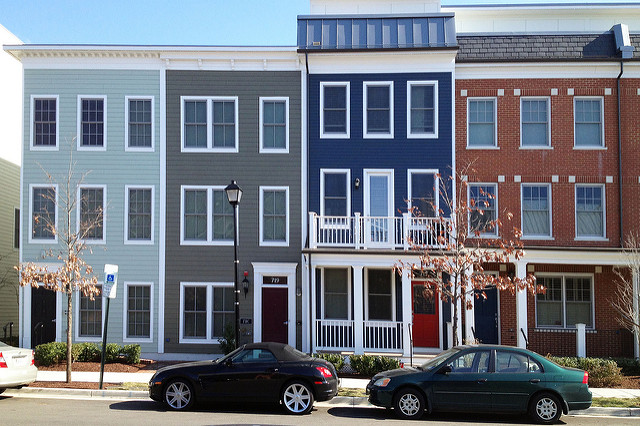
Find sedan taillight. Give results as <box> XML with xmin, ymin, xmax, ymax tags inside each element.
<box><xmin>582</xmin><ymin>371</ymin><xmax>589</xmax><ymax>384</ymax></box>
<box><xmin>31</xmin><ymin>350</ymin><xmax>35</xmax><ymax>366</ymax></box>
<box><xmin>316</xmin><ymin>366</ymin><xmax>333</xmax><ymax>378</ymax></box>
<box><xmin>0</xmin><ymin>352</ymin><xmax>7</xmax><ymax>368</ymax></box>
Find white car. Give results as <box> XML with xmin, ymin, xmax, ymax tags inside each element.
<box><xmin>0</xmin><ymin>341</ymin><xmax>37</xmax><ymax>393</ymax></box>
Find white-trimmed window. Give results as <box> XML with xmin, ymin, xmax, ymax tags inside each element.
<box><xmin>77</xmin><ymin>185</ymin><xmax>106</xmax><ymax>243</ymax></box>
<box><xmin>363</xmin><ymin>81</ymin><xmax>393</xmax><ymax>138</ymax></box>
<box><xmin>536</xmin><ymin>275</ymin><xmax>593</xmax><ymax>328</ymax></box>
<box><xmin>366</xmin><ymin>269</ymin><xmax>395</xmax><ymax>321</ymax></box>
<box><xmin>31</xmin><ymin>96</ymin><xmax>59</xmax><ymax>150</ymax></box>
<box><xmin>575</xmin><ymin>184</ymin><xmax>605</xmax><ymax>239</ymax></box>
<box><xmin>181</xmin><ymin>96</ymin><xmax>239</xmax><ymax>152</ymax></box>
<box><xmin>521</xmin><ymin>184</ymin><xmax>551</xmax><ymax>238</ymax></box>
<box><xmin>29</xmin><ymin>184</ymin><xmax>57</xmax><ymax>243</ymax></box>
<box><xmin>179</xmin><ymin>282</ymin><xmax>234</xmax><ymax>343</ymax></box>
<box><xmin>467</xmin><ymin>98</ymin><xmax>496</xmax><ymax>148</ymax></box>
<box><xmin>521</xmin><ymin>97</ymin><xmax>550</xmax><ymax>148</ymax></box>
<box><xmin>181</xmin><ymin>186</ymin><xmax>234</xmax><ymax>245</ymax></box>
<box><xmin>408</xmin><ymin>170</ymin><xmax>438</xmax><ymax>217</ymax></box>
<box><xmin>320</xmin><ymin>82</ymin><xmax>350</xmax><ymax>138</ymax></box>
<box><xmin>469</xmin><ymin>183</ymin><xmax>497</xmax><ymax>237</ymax></box>
<box><xmin>260</xmin><ymin>97</ymin><xmax>289</xmax><ymax>153</ymax></box>
<box><xmin>259</xmin><ymin>186</ymin><xmax>289</xmax><ymax>246</ymax></box>
<box><xmin>322</xmin><ymin>268</ymin><xmax>351</xmax><ymax>320</ymax></box>
<box><xmin>77</xmin><ymin>96</ymin><xmax>107</xmax><ymax>150</ymax></box>
<box><xmin>320</xmin><ymin>169</ymin><xmax>350</xmax><ymax>217</ymax></box>
<box><xmin>125</xmin><ymin>186</ymin><xmax>154</xmax><ymax>244</ymax></box>
<box><xmin>77</xmin><ymin>285</ymin><xmax>102</xmax><ymax>340</ymax></box>
<box><xmin>574</xmin><ymin>97</ymin><xmax>604</xmax><ymax>148</ymax></box>
<box><xmin>124</xmin><ymin>282</ymin><xmax>153</xmax><ymax>341</ymax></box>
<box><xmin>407</xmin><ymin>81</ymin><xmax>438</xmax><ymax>138</ymax></box>
<box><xmin>125</xmin><ymin>96</ymin><xmax>154</xmax><ymax>151</ymax></box>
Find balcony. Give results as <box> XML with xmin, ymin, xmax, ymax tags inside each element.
<box><xmin>308</xmin><ymin>212</ymin><xmax>452</xmax><ymax>250</ymax></box>
<box><xmin>315</xmin><ymin>319</ymin><xmax>404</xmax><ymax>353</ymax></box>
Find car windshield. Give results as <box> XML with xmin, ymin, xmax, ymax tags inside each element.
<box><xmin>419</xmin><ymin>347</ymin><xmax>460</xmax><ymax>371</ymax></box>
<box><xmin>213</xmin><ymin>346</ymin><xmax>243</xmax><ymax>364</ymax></box>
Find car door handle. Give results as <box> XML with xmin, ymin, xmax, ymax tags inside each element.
<box><xmin>477</xmin><ymin>378</ymin><xmax>487</xmax><ymax>383</ymax></box>
<box><xmin>530</xmin><ymin>378</ymin><xmax>540</xmax><ymax>383</ymax></box>
<box><xmin>267</xmin><ymin>367</ymin><xmax>279</xmax><ymax>372</ymax></box>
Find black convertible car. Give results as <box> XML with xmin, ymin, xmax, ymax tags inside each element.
<box><xmin>149</xmin><ymin>342</ymin><xmax>338</xmax><ymax>414</ymax></box>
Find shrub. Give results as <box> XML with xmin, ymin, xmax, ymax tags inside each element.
<box><xmin>218</xmin><ymin>324</ymin><xmax>236</xmax><ymax>355</ymax></box>
<box><xmin>74</xmin><ymin>342</ymin><xmax>100</xmax><ymax>362</ymax></box>
<box><xmin>34</xmin><ymin>342</ymin><xmax>67</xmax><ymax>366</ymax></box>
<box><xmin>121</xmin><ymin>344</ymin><xmax>141</xmax><ymax>364</ymax></box>
<box><xmin>349</xmin><ymin>355</ymin><xmax>401</xmax><ymax>377</ymax></box>
<box><xmin>103</xmin><ymin>343</ymin><xmax>122</xmax><ymax>363</ymax></box>
<box><xmin>547</xmin><ymin>356</ymin><xmax>623</xmax><ymax>387</ymax></box>
<box><xmin>313</xmin><ymin>353</ymin><xmax>345</xmax><ymax>372</ymax></box>
<box><xmin>610</xmin><ymin>358</ymin><xmax>640</xmax><ymax>376</ymax></box>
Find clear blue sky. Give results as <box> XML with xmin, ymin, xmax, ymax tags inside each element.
<box><xmin>1</xmin><ymin>0</ymin><xmax>637</xmax><ymax>46</ymax></box>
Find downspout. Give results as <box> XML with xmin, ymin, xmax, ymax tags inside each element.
<box><xmin>617</xmin><ymin>61</ymin><xmax>624</xmax><ymax>247</ymax></box>
<box><xmin>305</xmin><ymin>51</ymin><xmax>313</xmax><ymax>354</ymax></box>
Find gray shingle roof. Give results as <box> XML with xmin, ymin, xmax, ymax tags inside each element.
<box><xmin>457</xmin><ymin>33</ymin><xmax>640</xmax><ymax>62</ymax></box>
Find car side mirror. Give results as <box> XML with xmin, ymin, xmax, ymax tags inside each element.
<box><xmin>438</xmin><ymin>365</ymin><xmax>452</xmax><ymax>375</ymax></box>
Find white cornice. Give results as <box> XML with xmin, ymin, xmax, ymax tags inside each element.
<box><xmin>456</xmin><ymin>61</ymin><xmax>640</xmax><ymax>80</ymax></box>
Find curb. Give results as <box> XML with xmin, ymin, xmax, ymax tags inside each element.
<box><xmin>4</xmin><ymin>387</ymin><xmax>149</xmax><ymax>399</ymax></box>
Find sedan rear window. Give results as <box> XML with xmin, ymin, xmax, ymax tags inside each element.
<box><xmin>496</xmin><ymin>351</ymin><xmax>542</xmax><ymax>373</ymax></box>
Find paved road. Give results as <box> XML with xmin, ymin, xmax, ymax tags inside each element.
<box><xmin>2</xmin><ymin>395</ymin><xmax>640</xmax><ymax>425</ymax></box>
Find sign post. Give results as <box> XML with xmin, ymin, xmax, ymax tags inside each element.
<box><xmin>99</xmin><ymin>264</ymin><xmax>118</xmax><ymax>390</ymax></box>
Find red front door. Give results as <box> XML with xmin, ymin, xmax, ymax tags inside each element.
<box><xmin>411</xmin><ymin>280</ymin><xmax>439</xmax><ymax>347</ymax></box>
<box><xmin>262</xmin><ymin>287</ymin><xmax>288</xmax><ymax>343</ymax></box>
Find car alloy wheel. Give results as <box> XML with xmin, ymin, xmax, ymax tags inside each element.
<box><xmin>393</xmin><ymin>389</ymin><xmax>425</xmax><ymax>420</ymax></box>
<box><xmin>164</xmin><ymin>379</ymin><xmax>195</xmax><ymax>411</ymax></box>
<box><xmin>282</xmin><ymin>381</ymin><xmax>314</xmax><ymax>415</ymax></box>
<box><xmin>529</xmin><ymin>392</ymin><xmax>561</xmax><ymax>424</ymax></box>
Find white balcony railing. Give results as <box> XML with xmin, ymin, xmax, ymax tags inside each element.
<box><xmin>315</xmin><ymin>319</ymin><xmax>354</xmax><ymax>351</ymax></box>
<box><xmin>309</xmin><ymin>212</ymin><xmax>452</xmax><ymax>250</ymax></box>
<box><xmin>314</xmin><ymin>319</ymin><xmax>404</xmax><ymax>353</ymax></box>
<box><xmin>364</xmin><ymin>321</ymin><xmax>404</xmax><ymax>352</ymax></box>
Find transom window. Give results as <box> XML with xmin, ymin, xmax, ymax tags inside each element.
<box><xmin>521</xmin><ymin>184</ymin><xmax>551</xmax><ymax>238</ymax></box>
<box><xmin>260</xmin><ymin>187</ymin><xmax>289</xmax><ymax>246</ymax></box>
<box><xmin>467</xmin><ymin>98</ymin><xmax>496</xmax><ymax>148</ymax></box>
<box><xmin>364</xmin><ymin>82</ymin><xmax>393</xmax><ymax>138</ymax></box>
<box><xmin>574</xmin><ymin>97</ymin><xmax>604</xmax><ymax>148</ymax></box>
<box><xmin>79</xmin><ymin>285</ymin><xmax>102</xmax><ymax>339</ymax></box>
<box><xmin>126</xmin><ymin>187</ymin><xmax>153</xmax><ymax>242</ymax></box>
<box><xmin>407</xmin><ymin>81</ymin><xmax>437</xmax><ymax>138</ymax></box>
<box><xmin>320</xmin><ymin>82</ymin><xmax>350</xmax><ymax>138</ymax></box>
<box><xmin>78</xmin><ymin>97</ymin><xmax>106</xmax><ymax>149</ymax></box>
<box><xmin>127</xmin><ymin>98</ymin><xmax>153</xmax><ymax>149</ymax></box>
<box><xmin>181</xmin><ymin>97</ymin><xmax>238</xmax><ymax>152</ymax></box>
<box><xmin>31</xmin><ymin>185</ymin><xmax>56</xmax><ymax>241</ymax></box>
<box><xmin>126</xmin><ymin>284</ymin><xmax>151</xmax><ymax>339</ymax></box>
<box><xmin>180</xmin><ymin>282</ymin><xmax>234</xmax><ymax>343</ymax></box>
<box><xmin>576</xmin><ymin>185</ymin><xmax>605</xmax><ymax>239</ymax></box>
<box><xmin>79</xmin><ymin>186</ymin><xmax>105</xmax><ymax>242</ymax></box>
<box><xmin>181</xmin><ymin>186</ymin><xmax>234</xmax><ymax>245</ymax></box>
<box><xmin>469</xmin><ymin>183</ymin><xmax>497</xmax><ymax>236</ymax></box>
<box><xmin>536</xmin><ymin>275</ymin><xmax>593</xmax><ymax>328</ymax></box>
<box><xmin>260</xmin><ymin>97</ymin><xmax>289</xmax><ymax>152</ymax></box>
<box><xmin>521</xmin><ymin>98</ymin><xmax>550</xmax><ymax>147</ymax></box>
<box><xmin>32</xmin><ymin>97</ymin><xmax>58</xmax><ymax>148</ymax></box>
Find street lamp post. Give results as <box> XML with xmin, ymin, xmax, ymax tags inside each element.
<box><xmin>225</xmin><ymin>180</ymin><xmax>243</xmax><ymax>349</ymax></box>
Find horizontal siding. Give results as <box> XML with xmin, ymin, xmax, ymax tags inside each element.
<box><xmin>0</xmin><ymin>158</ymin><xmax>20</xmax><ymax>330</ymax></box>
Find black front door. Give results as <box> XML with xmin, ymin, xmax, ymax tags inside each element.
<box><xmin>31</xmin><ymin>287</ymin><xmax>56</xmax><ymax>347</ymax></box>
<box><xmin>474</xmin><ymin>287</ymin><xmax>498</xmax><ymax>344</ymax></box>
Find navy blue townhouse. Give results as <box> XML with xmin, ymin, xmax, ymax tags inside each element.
<box><xmin>298</xmin><ymin>13</ymin><xmax>459</xmax><ymax>357</ymax></box>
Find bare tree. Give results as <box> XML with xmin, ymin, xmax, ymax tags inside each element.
<box><xmin>18</xmin><ymin>143</ymin><xmax>101</xmax><ymax>382</ymax></box>
<box><xmin>397</xmin><ymin>162</ymin><xmax>540</xmax><ymax>346</ymax></box>
<box><xmin>611</xmin><ymin>232</ymin><xmax>640</xmax><ymax>350</ymax></box>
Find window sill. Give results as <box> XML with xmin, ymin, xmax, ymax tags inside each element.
<box><xmin>573</xmin><ymin>146</ymin><xmax>607</xmax><ymax>150</ymax></box>
<box><xmin>31</xmin><ymin>145</ymin><xmax>59</xmax><ymax>151</ymax></box>
<box><xmin>77</xmin><ymin>146</ymin><xmax>107</xmax><ymax>152</ymax></box>
<box><xmin>468</xmin><ymin>234</ymin><xmax>499</xmax><ymax>239</ymax></box>
<box><xmin>76</xmin><ymin>336</ymin><xmax>102</xmax><ymax>343</ymax></box>
<box><xmin>363</xmin><ymin>133</ymin><xmax>394</xmax><ymax>139</ymax></box>
<box><xmin>260</xmin><ymin>148</ymin><xmax>290</xmax><ymax>154</ymax></box>
<box><xmin>180</xmin><ymin>240</ymin><xmax>234</xmax><ymax>246</ymax></box>
<box><xmin>125</xmin><ymin>147</ymin><xmax>155</xmax><ymax>153</ymax></box>
<box><xmin>520</xmin><ymin>236</ymin><xmax>554</xmax><ymax>241</ymax></box>
<box><xmin>124</xmin><ymin>239</ymin><xmax>155</xmax><ymax>246</ymax></box>
<box><xmin>260</xmin><ymin>241</ymin><xmax>289</xmax><ymax>247</ymax></box>
<box><xmin>181</xmin><ymin>147</ymin><xmax>239</xmax><ymax>153</ymax></box>
<box><xmin>179</xmin><ymin>338</ymin><xmax>223</xmax><ymax>345</ymax></box>
<box><xmin>533</xmin><ymin>327</ymin><xmax>595</xmax><ymax>333</ymax></box>
<box><xmin>574</xmin><ymin>237</ymin><xmax>608</xmax><ymax>242</ymax></box>
<box><xmin>320</xmin><ymin>133</ymin><xmax>350</xmax><ymax>139</ymax></box>
<box><xmin>466</xmin><ymin>146</ymin><xmax>499</xmax><ymax>150</ymax></box>
<box><xmin>123</xmin><ymin>336</ymin><xmax>153</xmax><ymax>344</ymax></box>
<box><xmin>82</xmin><ymin>239</ymin><xmax>106</xmax><ymax>245</ymax></box>
<box><xmin>407</xmin><ymin>133</ymin><xmax>438</xmax><ymax>140</ymax></box>
<box><xmin>519</xmin><ymin>146</ymin><xmax>553</xmax><ymax>150</ymax></box>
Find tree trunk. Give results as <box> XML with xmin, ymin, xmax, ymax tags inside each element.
<box><xmin>66</xmin><ymin>290</ymin><xmax>72</xmax><ymax>383</ymax></box>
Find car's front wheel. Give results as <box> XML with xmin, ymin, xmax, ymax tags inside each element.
<box><xmin>529</xmin><ymin>392</ymin><xmax>562</xmax><ymax>424</ymax></box>
<box><xmin>281</xmin><ymin>381</ymin><xmax>314</xmax><ymax>415</ymax></box>
<box><xmin>163</xmin><ymin>379</ymin><xmax>195</xmax><ymax>411</ymax></box>
<box><xmin>393</xmin><ymin>388</ymin><xmax>425</xmax><ymax>420</ymax></box>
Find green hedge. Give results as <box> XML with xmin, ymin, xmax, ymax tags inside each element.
<box><xmin>349</xmin><ymin>355</ymin><xmax>401</xmax><ymax>377</ymax></box>
<box><xmin>34</xmin><ymin>342</ymin><xmax>141</xmax><ymax>366</ymax></box>
<box><xmin>610</xmin><ymin>358</ymin><xmax>640</xmax><ymax>376</ymax></box>
<box><xmin>313</xmin><ymin>353</ymin><xmax>346</xmax><ymax>372</ymax></box>
<box><xmin>547</xmin><ymin>356</ymin><xmax>623</xmax><ymax>387</ymax></box>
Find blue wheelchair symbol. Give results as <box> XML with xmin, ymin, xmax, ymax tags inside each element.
<box><xmin>107</xmin><ymin>274</ymin><xmax>115</xmax><ymax>282</ymax></box>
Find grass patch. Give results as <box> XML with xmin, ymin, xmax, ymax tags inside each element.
<box><xmin>591</xmin><ymin>397</ymin><xmax>640</xmax><ymax>408</ymax></box>
<box><xmin>106</xmin><ymin>382</ymin><xmax>149</xmax><ymax>391</ymax></box>
<box><xmin>338</xmin><ymin>387</ymin><xmax>367</xmax><ymax>397</ymax></box>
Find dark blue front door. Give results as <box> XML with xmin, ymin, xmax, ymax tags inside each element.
<box><xmin>474</xmin><ymin>288</ymin><xmax>498</xmax><ymax>344</ymax></box>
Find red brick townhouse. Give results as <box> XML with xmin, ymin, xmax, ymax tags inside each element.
<box><xmin>447</xmin><ymin>3</ymin><xmax>640</xmax><ymax>357</ymax></box>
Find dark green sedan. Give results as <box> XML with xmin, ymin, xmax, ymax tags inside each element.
<box><xmin>366</xmin><ymin>345</ymin><xmax>591</xmax><ymax>424</ymax></box>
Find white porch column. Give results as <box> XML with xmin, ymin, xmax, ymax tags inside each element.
<box><xmin>455</xmin><ymin>293</ymin><xmax>462</xmax><ymax>346</ymax></box>
<box><xmin>302</xmin><ymin>255</ymin><xmax>310</xmax><ymax>353</ymax></box>
<box><xmin>310</xmin><ymin>263</ymin><xmax>317</xmax><ymax>354</ymax></box>
<box><xmin>401</xmin><ymin>268</ymin><xmax>412</xmax><ymax>357</ymax></box>
<box><xmin>464</xmin><ymin>266</ymin><xmax>475</xmax><ymax>344</ymax></box>
<box><xmin>515</xmin><ymin>260</ymin><xmax>528</xmax><ymax>348</ymax></box>
<box><xmin>634</xmin><ymin>268</ymin><xmax>639</xmax><ymax>359</ymax></box>
<box><xmin>353</xmin><ymin>266</ymin><xmax>364</xmax><ymax>354</ymax></box>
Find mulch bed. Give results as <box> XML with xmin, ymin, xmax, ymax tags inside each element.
<box><xmin>34</xmin><ymin>360</ymin><xmax>181</xmax><ymax>373</ymax></box>
<box><xmin>28</xmin><ymin>381</ymin><xmax>119</xmax><ymax>389</ymax></box>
